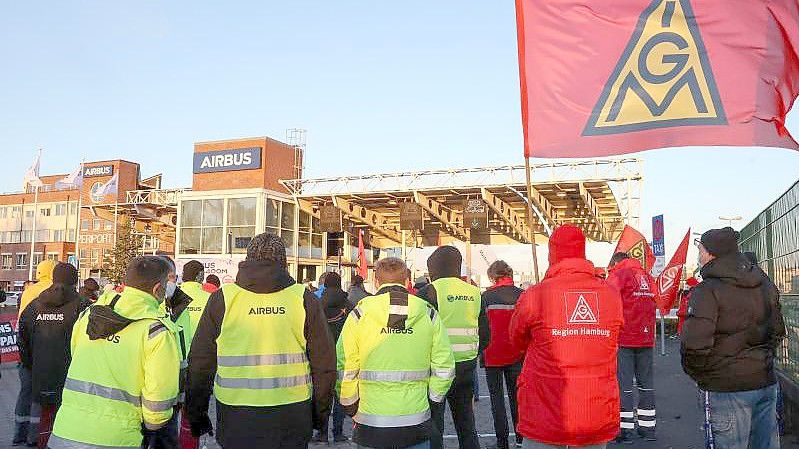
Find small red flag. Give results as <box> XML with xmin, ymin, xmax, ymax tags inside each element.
<box><xmin>357</xmin><ymin>230</ymin><xmax>368</xmax><ymax>279</ymax></box>
<box><xmin>655</xmin><ymin>229</ymin><xmax>691</xmax><ymax>313</ymax></box>
<box><xmin>612</xmin><ymin>225</ymin><xmax>656</xmax><ymax>272</ymax></box>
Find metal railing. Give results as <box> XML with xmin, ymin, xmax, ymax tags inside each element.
<box><xmin>126</xmin><ymin>189</ymin><xmax>185</xmax><ymax>206</ymax></box>
<box><xmin>739</xmin><ymin>179</ymin><xmax>799</xmax><ymax>383</ymax></box>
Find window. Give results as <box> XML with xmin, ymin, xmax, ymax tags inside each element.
<box><xmin>55</xmin><ymin>204</ymin><xmax>67</xmax><ymax>216</ymax></box>
<box><xmin>53</xmin><ymin>230</ymin><xmax>65</xmax><ymax>241</ymax></box>
<box><xmin>79</xmin><ymin>249</ymin><xmax>88</xmax><ymax>260</ymax></box>
<box><xmin>40</xmin><ymin>207</ymin><xmax>51</xmax><ymax>217</ymax></box>
<box><xmin>20</xmin><ymin>230</ymin><xmax>32</xmax><ymax>242</ymax></box>
<box><xmin>36</xmin><ymin>229</ymin><xmax>50</xmax><ymax>241</ymax></box>
<box><xmin>25</xmin><ymin>209</ymin><xmax>34</xmax><ymax>218</ymax></box>
<box><xmin>67</xmin><ymin>229</ymin><xmax>76</xmax><ymax>241</ymax></box>
<box><xmin>0</xmin><ymin>207</ymin><xmax>7</xmax><ymax>219</ymax></box>
<box><xmin>46</xmin><ymin>253</ymin><xmax>59</xmax><ymax>261</ymax></box>
<box><xmin>69</xmin><ymin>202</ymin><xmax>78</xmax><ymax>215</ymax></box>
<box><xmin>266</xmin><ymin>200</ymin><xmax>296</xmax><ymax>257</ymax></box>
<box><xmin>93</xmin><ymin>219</ymin><xmax>101</xmax><ymax>230</ymax></box>
<box><xmin>32</xmin><ymin>253</ymin><xmax>44</xmax><ymax>267</ymax></box>
<box><xmin>81</xmin><ymin>219</ymin><xmax>90</xmax><ymax>231</ymax></box>
<box><xmin>1</xmin><ymin>254</ymin><xmax>12</xmax><ymax>270</ymax></box>
<box><xmin>228</xmin><ymin>198</ymin><xmax>256</xmax><ymax>254</ymax></box>
<box><xmin>91</xmin><ymin>249</ymin><xmax>100</xmax><ymax>266</ymax></box>
<box><xmin>298</xmin><ymin>211</ymin><xmax>324</xmax><ymax>259</ymax></box>
<box><xmin>104</xmin><ymin>220</ymin><xmax>113</xmax><ymax>231</ymax></box>
<box><xmin>11</xmin><ymin>206</ymin><xmax>21</xmax><ymax>219</ymax></box>
<box><xmin>16</xmin><ymin>253</ymin><xmax>27</xmax><ymax>270</ymax></box>
<box><xmin>180</xmin><ymin>199</ymin><xmax>224</xmax><ymax>255</ymax></box>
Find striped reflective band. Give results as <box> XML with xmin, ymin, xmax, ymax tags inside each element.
<box><xmin>14</xmin><ymin>415</ymin><xmax>30</xmax><ymax>423</ymax></box>
<box><xmin>388</xmin><ymin>304</ymin><xmax>408</xmax><ymax>315</ymax></box>
<box><xmin>142</xmin><ymin>397</ymin><xmax>177</xmax><ymax>412</ymax></box>
<box><xmin>359</xmin><ymin>370</ymin><xmax>430</xmax><ymax>382</ymax></box>
<box><xmin>48</xmin><ymin>434</ymin><xmax>139</xmax><ymax>449</ymax></box>
<box><xmin>432</xmin><ymin>368</ymin><xmax>455</xmax><ymax>379</ymax></box>
<box><xmin>620</xmin><ymin>422</ymin><xmax>635</xmax><ymax>429</ymax></box>
<box><xmin>338</xmin><ymin>369</ymin><xmax>359</xmax><ymax>381</ymax></box>
<box><xmin>149</xmin><ymin>322</ymin><xmax>167</xmax><ymax>340</ymax></box>
<box><xmin>215</xmin><ymin>373</ymin><xmax>311</xmax><ymax>390</ymax></box>
<box><xmin>29</xmin><ymin>417</ymin><xmax>41</xmax><ymax>424</ymax></box>
<box><xmin>64</xmin><ymin>378</ymin><xmax>141</xmax><ymax>407</ymax></box>
<box><xmin>217</xmin><ymin>353</ymin><xmax>308</xmax><ymax>367</ymax></box>
<box><xmin>429</xmin><ymin>389</ymin><xmax>446</xmax><ymax>403</ymax></box>
<box><xmin>487</xmin><ymin>304</ymin><xmax>515</xmax><ymax>310</ymax></box>
<box><xmin>638</xmin><ymin>420</ymin><xmax>656</xmax><ymax>427</ymax></box>
<box><xmin>339</xmin><ymin>392</ymin><xmax>359</xmax><ymax>406</ymax></box>
<box><xmin>637</xmin><ymin>408</ymin><xmax>656</xmax><ymax>416</ymax></box>
<box><xmin>447</xmin><ymin>328</ymin><xmax>478</xmax><ymax>337</ymax></box>
<box><xmin>354</xmin><ymin>409</ymin><xmax>431</xmax><ymax>428</ymax></box>
<box><xmin>451</xmin><ymin>343</ymin><xmax>479</xmax><ymax>352</ymax></box>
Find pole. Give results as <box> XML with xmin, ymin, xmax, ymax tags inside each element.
<box><xmin>524</xmin><ymin>157</ymin><xmax>541</xmax><ymax>283</ymax></box>
<box><xmin>660</xmin><ymin>315</ymin><xmax>666</xmax><ymax>356</ymax></box>
<box><xmin>28</xmin><ymin>186</ymin><xmax>39</xmax><ymax>281</ymax></box>
<box><xmin>401</xmin><ymin>230</ymin><xmax>407</xmax><ymax>263</ymax></box>
<box><xmin>74</xmin><ymin>161</ymin><xmax>84</xmax><ymax>279</ymax></box>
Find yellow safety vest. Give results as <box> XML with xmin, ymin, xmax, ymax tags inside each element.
<box><xmin>214</xmin><ymin>283</ymin><xmax>312</xmax><ymax>407</ymax></box>
<box><xmin>431</xmin><ymin>278</ymin><xmax>482</xmax><ymax>362</ymax></box>
<box><xmin>179</xmin><ymin>281</ymin><xmax>211</xmax><ymax>351</ymax></box>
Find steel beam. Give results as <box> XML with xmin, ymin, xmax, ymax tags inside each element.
<box><xmin>577</xmin><ymin>183</ymin><xmax>609</xmax><ymax>242</ymax></box>
<box><xmin>480</xmin><ymin>188</ymin><xmax>531</xmax><ymax>243</ymax></box>
<box><xmin>413</xmin><ymin>191</ymin><xmax>469</xmax><ymax>241</ymax></box>
<box><xmin>331</xmin><ymin>196</ymin><xmax>402</xmax><ymax>243</ymax></box>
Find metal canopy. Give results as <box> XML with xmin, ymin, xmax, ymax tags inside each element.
<box><xmin>280</xmin><ymin>159</ymin><xmax>642</xmax><ymax>245</ymax></box>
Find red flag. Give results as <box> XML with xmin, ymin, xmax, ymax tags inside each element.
<box><xmin>655</xmin><ymin>229</ymin><xmax>691</xmax><ymax>313</ymax></box>
<box><xmin>357</xmin><ymin>230</ymin><xmax>368</xmax><ymax>279</ymax></box>
<box><xmin>515</xmin><ymin>0</ymin><xmax>799</xmax><ymax>158</ymax></box>
<box><xmin>612</xmin><ymin>225</ymin><xmax>656</xmax><ymax>272</ymax></box>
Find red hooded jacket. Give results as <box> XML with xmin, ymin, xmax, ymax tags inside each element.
<box><xmin>482</xmin><ymin>277</ymin><xmax>525</xmax><ymax>367</ymax></box>
<box><xmin>606</xmin><ymin>258</ymin><xmax>656</xmax><ymax>348</ymax></box>
<box><xmin>510</xmin><ymin>225</ymin><xmax>623</xmax><ymax>446</ymax></box>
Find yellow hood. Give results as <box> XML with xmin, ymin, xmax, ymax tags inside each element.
<box><xmin>35</xmin><ymin>259</ymin><xmax>56</xmax><ymax>282</ymax></box>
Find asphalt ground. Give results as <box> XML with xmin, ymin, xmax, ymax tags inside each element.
<box><xmin>1</xmin><ymin>339</ymin><xmax>797</xmax><ymax>449</ymax></box>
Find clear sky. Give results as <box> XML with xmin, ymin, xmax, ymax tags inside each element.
<box><xmin>1</xmin><ymin>1</ymin><xmax>797</xmax><ymax>258</ymax></box>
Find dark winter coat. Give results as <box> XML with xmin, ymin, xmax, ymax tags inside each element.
<box><xmin>681</xmin><ymin>253</ymin><xmax>786</xmax><ymax>392</ymax></box>
<box><xmin>482</xmin><ymin>279</ymin><xmax>525</xmax><ymax>367</ymax></box>
<box><xmin>185</xmin><ymin>260</ymin><xmax>337</xmax><ymax>448</ymax></box>
<box><xmin>322</xmin><ymin>287</ymin><xmax>351</xmax><ymax>342</ymax></box>
<box><xmin>18</xmin><ymin>283</ymin><xmax>89</xmax><ymax>405</ymax></box>
<box><xmin>346</xmin><ymin>284</ymin><xmax>370</xmax><ymax>306</ymax></box>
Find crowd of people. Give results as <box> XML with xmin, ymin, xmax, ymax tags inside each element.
<box><xmin>8</xmin><ymin>224</ymin><xmax>786</xmax><ymax>449</ymax></box>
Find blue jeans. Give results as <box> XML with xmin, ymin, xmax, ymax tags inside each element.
<box><xmin>358</xmin><ymin>441</ymin><xmax>430</xmax><ymax>449</ymax></box>
<box><xmin>707</xmin><ymin>383</ymin><xmax>780</xmax><ymax>449</ymax></box>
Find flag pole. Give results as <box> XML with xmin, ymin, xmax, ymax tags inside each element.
<box><xmin>74</xmin><ymin>160</ymin><xmax>84</xmax><ymax>280</ymax></box>
<box><xmin>28</xmin><ymin>184</ymin><xmax>39</xmax><ymax>281</ymax></box>
<box><xmin>524</xmin><ymin>157</ymin><xmax>541</xmax><ymax>283</ymax></box>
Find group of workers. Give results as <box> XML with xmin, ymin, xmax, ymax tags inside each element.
<box><xmin>9</xmin><ymin>223</ymin><xmax>786</xmax><ymax>449</ymax></box>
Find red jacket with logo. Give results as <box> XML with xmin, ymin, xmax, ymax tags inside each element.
<box><xmin>482</xmin><ymin>278</ymin><xmax>525</xmax><ymax>367</ymax></box>
<box><xmin>510</xmin><ymin>258</ymin><xmax>623</xmax><ymax>446</ymax></box>
<box><xmin>606</xmin><ymin>258</ymin><xmax>657</xmax><ymax>348</ymax></box>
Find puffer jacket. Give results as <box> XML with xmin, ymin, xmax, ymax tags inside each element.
<box><xmin>607</xmin><ymin>258</ymin><xmax>656</xmax><ymax>348</ymax></box>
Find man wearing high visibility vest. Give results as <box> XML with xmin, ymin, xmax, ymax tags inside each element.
<box><xmin>186</xmin><ymin>233</ymin><xmax>337</xmax><ymax>449</ymax></box>
<box><xmin>417</xmin><ymin>246</ymin><xmax>489</xmax><ymax>449</ymax></box>
<box><xmin>337</xmin><ymin>257</ymin><xmax>455</xmax><ymax>449</ymax></box>
<box><xmin>49</xmin><ymin>256</ymin><xmax>181</xmax><ymax>449</ymax></box>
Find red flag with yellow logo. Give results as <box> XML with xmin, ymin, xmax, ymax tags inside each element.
<box><xmin>655</xmin><ymin>229</ymin><xmax>691</xmax><ymax>313</ymax></box>
<box><xmin>515</xmin><ymin>0</ymin><xmax>799</xmax><ymax>158</ymax></box>
<box><xmin>612</xmin><ymin>225</ymin><xmax>656</xmax><ymax>272</ymax></box>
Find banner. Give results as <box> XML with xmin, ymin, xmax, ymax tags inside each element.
<box><xmin>0</xmin><ymin>313</ymin><xmax>20</xmax><ymax>364</ymax></box>
<box><xmin>652</xmin><ymin>215</ymin><xmax>666</xmax><ymax>275</ymax></box>
<box><xmin>515</xmin><ymin>0</ymin><xmax>799</xmax><ymax>158</ymax></box>
<box><xmin>655</xmin><ymin>229</ymin><xmax>691</xmax><ymax>313</ymax></box>
<box><xmin>399</xmin><ymin>203</ymin><xmax>424</xmax><ymax>231</ymax></box>
<box><xmin>318</xmin><ymin>206</ymin><xmax>343</xmax><ymax>233</ymax></box>
<box><xmin>612</xmin><ymin>225</ymin><xmax>656</xmax><ymax>271</ymax></box>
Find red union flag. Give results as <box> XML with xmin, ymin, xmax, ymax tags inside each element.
<box><xmin>515</xmin><ymin>0</ymin><xmax>799</xmax><ymax>158</ymax></box>
<box><xmin>612</xmin><ymin>225</ymin><xmax>656</xmax><ymax>272</ymax></box>
<box><xmin>655</xmin><ymin>229</ymin><xmax>691</xmax><ymax>313</ymax></box>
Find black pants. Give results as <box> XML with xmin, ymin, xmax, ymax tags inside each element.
<box><xmin>142</xmin><ymin>409</ymin><xmax>179</xmax><ymax>449</ymax></box>
<box><xmin>617</xmin><ymin>347</ymin><xmax>655</xmax><ymax>435</ymax></box>
<box><xmin>216</xmin><ymin>400</ymin><xmax>312</xmax><ymax>449</ymax></box>
<box><xmin>486</xmin><ymin>363</ymin><xmax>522</xmax><ymax>449</ymax></box>
<box><xmin>431</xmin><ymin>362</ymin><xmax>480</xmax><ymax>449</ymax></box>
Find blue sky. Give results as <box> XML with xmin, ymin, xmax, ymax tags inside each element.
<box><xmin>1</xmin><ymin>1</ymin><xmax>797</xmax><ymax>256</ymax></box>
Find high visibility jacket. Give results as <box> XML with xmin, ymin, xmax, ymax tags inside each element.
<box><xmin>430</xmin><ymin>278</ymin><xmax>482</xmax><ymax>362</ymax></box>
<box><xmin>50</xmin><ymin>288</ymin><xmax>181</xmax><ymax>449</ymax></box>
<box><xmin>337</xmin><ymin>285</ymin><xmax>455</xmax><ymax>429</ymax></box>
<box><xmin>214</xmin><ymin>283</ymin><xmax>312</xmax><ymax>407</ymax></box>
<box><xmin>18</xmin><ymin>259</ymin><xmax>55</xmax><ymax>317</ymax></box>
<box><xmin>180</xmin><ymin>281</ymin><xmax>211</xmax><ymax>350</ymax></box>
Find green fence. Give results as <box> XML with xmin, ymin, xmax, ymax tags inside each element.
<box><xmin>739</xmin><ymin>179</ymin><xmax>799</xmax><ymax>383</ymax></box>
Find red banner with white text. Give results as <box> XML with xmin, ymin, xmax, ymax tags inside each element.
<box><xmin>655</xmin><ymin>229</ymin><xmax>691</xmax><ymax>313</ymax></box>
<box><xmin>0</xmin><ymin>313</ymin><xmax>20</xmax><ymax>363</ymax></box>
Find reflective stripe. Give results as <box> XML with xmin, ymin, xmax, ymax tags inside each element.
<box><xmin>429</xmin><ymin>309</ymin><xmax>438</xmax><ymax>323</ymax></box>
<box><xmin>149</xmin><ymin>323</ymin><xmax>167</xmax><ymax>340</ymax></box>
<box><xmin>339</xmin><ymin>393</ymin><xmax>359</xmax><ymax>406</ymax></box>
<box><xmin>620</xmin><ymin>411</ymin><xmax>634</xmax><ymax>419</ymax></box>
<box><xmin>388</xmin><ymin>304</ymin><xmax>408</xmax><ymax>315</ymax></box>
<box><xmin>451</xmin><ymin>343</ymin><xmax>479</xmax><ymax>352</ymax></box>
<box><xmin>354</xmin><ymin>409</ymin><xmax>431</xmax><ymax>428</ymax></box>
<box><xmin>142</xmin><ymin>397</ymin><xmax>176</xmax><ymax>412</ymax></box>
<box><xmin>638</xmin><ymin>419</ymin><xmax>656</xmax><ymax>427</ymax></box>
<box><xmin>620</xmin><ymin>422</ymin><xmax>635</xmax><ymax>429</ymax></box>
<box><xmin>29</xmin><ymin>417</ymin><xmax>41</xmax><ymax>424</ymax></box>
<box><xmin>64</xmin><ymin>378</ymin><xmax>140</xmax><ymax>407</ymax></box>
<box><xmin>143</xmin><ymin>421</ymin><xmax>162</xmax><ymax>431</ymax></box>
<box><xmin>637</xmin><ymin>408</ymin><xmax>656</xmax><ymax>417</ymax></box>
<box><xmin>48</xmin><ymin>434</ymin><xmax>139</xmax><ymax>449</ymax></box>
<box><xmin>359</xmin><ymin>370</ymin><xmax>430</xmax><ymax>382</ymax></box>
<box><xmin>432</xmin><ymin>368</ymin><xmax>455</xmax><ymax>379</ymax></box>
<box><xmin>637</xmin><ymin>387</ymin><xmax>654</xmax><ymax>391</ymax></box>
<box><xmin>217</xmin><ymin>353</ymin><xmax>308</xmax><ymax>367</ymax></box>
<box><xmin>215</xmin><ymin>373</ymin><xmax>311</xmax><ymax>390</ymax></box>
<box><xmin>14</xmin><ymin>415</ymin><xmax>30</xmax><ymax>423</ymax></box>
<box><xmin>338</xmin><ymin>369</ymin><xmax>359</xmax><ymax>381</ymax></box>
<box><xmin>487</xmin><ymin>304</ymin><xmax>515</xmax><ymax>310</ymax></box>
<box><xmin>447</xmin><ymin>328</ymin><xmax>478</xmax><ymax>337</ymax></box>
<box><xmin>429</xmin><ymin>389</ymin><xmax>446</xmax><ymax>403</ymax></box>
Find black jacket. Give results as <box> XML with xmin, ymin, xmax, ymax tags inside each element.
<box><xmin>18</xmin><ymin>283</ymin><xmax>88</xmax><ymax>405</ymax></box>
<box><xmin>321</xmin><ymin>287</ymin><xmax>351</xmax><ymax>342</ymax></box>
<box><xmin>185</xmin><ymin>260</ymin><xmax>337</xmax><ymax>448</ymax></box>
<box><xmin>681</xmin><ymin>253</ymin><xmax>786</xmax><ymax>392</ymax></box>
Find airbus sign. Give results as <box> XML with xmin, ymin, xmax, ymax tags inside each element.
<box><xmin>193</xmin><ymin>148</ymin><xmax>262</xmax><ymax>174</ymax></box>
<box><xmin>83</xmin><ymin>165</ymin><xmax>114</xmax><ymax>178</ymax></box>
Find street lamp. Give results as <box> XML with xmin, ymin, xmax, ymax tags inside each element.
<box><xmin>719</xmin><ymin>215</ymin><xmax>742</xmax><ymax>227</ymax></box>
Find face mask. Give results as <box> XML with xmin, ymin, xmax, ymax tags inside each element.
<box><xmin>165</xmin><ymin>281</ymin><xmax>177</xmax><ymax>299</ymax></box>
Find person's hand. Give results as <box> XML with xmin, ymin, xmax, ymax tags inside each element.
<box><xmin>190</xmin><ymin>414</ymin><xmax>214</xmax><ymax>438</ymax></box>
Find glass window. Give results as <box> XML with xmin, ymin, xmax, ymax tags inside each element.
<box><xmin>266</xmin><ymin>199</ymin><xmax>280</xmax><ymax>228</ymax></box>
<box><xmin>36</xmin><ymin>230</ymin><xmax>50</xmax><ymax>241</ymax></box>
<box><xmin>21</xmin><ymin>231</ymin><xmax>32</xmax><ymax>242</ymax></box>
<box><xmin>81</xmin><ymin>219</ymin><xmax>90</xmax><ymax>230</ymax></box>
<box><xmin>298</xmin><ymin>233</ymin><xmax>311</xmax><ymax>258</ymax></box>
<box><xmin>201</xmin><ymin>227</ymin><xmax>223</xmax><ymax>254</ymax></box>
<box><xmin>40</xmin><ymin>208</ymin><xmax>51</xmax><ymax>217</ymax></box>
<box><xmin>281</xmin><ymin>229</ymin><xmax>295</xmax><ymax>257</ymax></box>
<box><xmin>53</xmin><ymin>230</ymin><xmax>65</xmax><ymax>241</ymax></box>
<box><xmin>230</xmin><ymin>227</ymin><xmax>256</xmax><ymax>254</ymax></box>
<box><xmin>11</xmin><ymin>206</ymin><xmax>21</xmax><ymax>218</ymax></box>
<box><xmin>181</xmin><ymin>200</ymin><xmax>202</xmax><ymax>227</ymax></box>
<box><xmin>46</xmin><ymin>253</ymin><xmax>59</xmax><ymax>261</ymax></box>
<box><xmin>25</xmin><ymin>209</ymin><xmax>34</xmax><ymax>218</ymax></box>
<box><xmin>93</xmin><ymin>219</ymin><xmax>101</xmax><ymax>230</ymax></box>
<box><xmin>104</xmin><ymin>220</ymin><xmax>113</xmax><ymax>231</ymax></box>
<box><xmin>281</xmin><ymin>202</ymin><xmax>295</xmax><ymax>230</ymax></box>
<box><xmin>311</xmin><ymin>233</ymin><xmax>323</xmax><ymax>259</ymax></box>
<box><xmin>202</xmin><ymin>199</ymin><xmax>224</xmax><ymax>226</ymax></box>
<box><xmin>0</xmin><ymin>207</ymin><xmax>7</xmax><ymax>219</ymax></box>
<box><xmin>79</xmin><ymin>249</ymin><xmax>88</xmax><ymax>260</ymax></box>
<box><xmin>91</xmin><ymin>249</ymin><xmax>100</xmax><ymax>265</ymax></box>
<box><xmin>228</xmin><ymin>198</ymin><xmax>256</xmax><ymax>226</ymax></box>
<box><xmin>67</xmin><ymin>229</ymin><xmax>76</xmax><ymax>241</ymax></box>
<box><xmin>55</xmin><ymin>204</ymin><xmax>67</xmax><ymax>216</ymax></box>
<box><xmin>180</xmin><ymin>229</ymin><xmax>201</xmax><ymax>255</ymax></box>
<box><xmin>1</xmin><ymin>254</ymin><xmax>12</xmax><ymax>270</ymax></box>
<box><xmin>299</xmin><ymin>211</ymin><xmax>312</xmax><ymax>232</ymax></box>
<box><xmin>16</xmin><ymin>253</ymin><xmax>27</xmax><ymax>269</ymax></box>
<box><xmin>69</xmin><ymin>202</ymin><xmax>78</xmax><ymax>215</ymax></box>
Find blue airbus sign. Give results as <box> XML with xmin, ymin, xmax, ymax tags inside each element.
<box><xmin>193</xmin><ymin>148</ymin><xmax>262</xmax><ymax>174</ymax></box>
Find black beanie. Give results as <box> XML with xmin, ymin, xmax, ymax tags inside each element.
<box><xmin>182</xmin><ymin>260</ymin><xmax>205</xmax><ymax>282</ymax></box>
<box><xmin>427</xmin><ymin>246</ymin><xmax>462</xmax><ymax>281</ymax></box>
<box><xmin>53</xmin><ymin>262</ymin><xmax>78</xmax><ymax>286</ymax></box>
<box><xmin>700</xmin><ymin>227</ymin><xmax>740</xmax><ymax>257</ymax></box>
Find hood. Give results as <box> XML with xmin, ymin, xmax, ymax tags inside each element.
<box><xmin>700</xmin><ymin>252</ymin><xmax>764</xmax><ymax>288</ymax></box>
<box><xmin>609</xmin><ymin>257</ymin><xmax>644</xmax><ymax>275</ymax></box>
<box><xmin>544</xmin><ymin>257</ymin><xmax>596</xmax><ymax>280</ymax></box>
<box><xmin>35</xmin><ymin>259</ymin><xmax>56</xmax><ymax>282</ymax></box>
<box><xmin>38</xmin><ymin>283</ymin><xmax>81</xmax><ymax>308</ymax></box>
<box><xmin>87</xmin><ymin>287</ymin><xmax>168</xmax><ymax>340</ymax></box>
<box><xmin>236</xmin><ymin>260</ymin><xmax>294</xmax><ymax>294</ymax></box>
<box><xmin>548</xmin><ymin>225</ymin><xmax>586</xmax><ymax>265</ymax></box>
<box><xmin>427</xmin><ymin>246</ymin><xmax>463</xmax><ymax>281</ymax></box>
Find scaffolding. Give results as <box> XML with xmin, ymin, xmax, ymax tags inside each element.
<box><xmin>286</xmin><ymin>128</ymin><xmax>307</xmax><ymax>180</ymax></box>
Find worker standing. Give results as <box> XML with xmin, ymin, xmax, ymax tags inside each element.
<box><xmin>48</xmin><ymin>256</ymin><xmax>181</xmax><ymax>449</ymax></box>
<box><xmin>417</xmin><ymin>246</ymin><xmax>489</xmax><ymax>449</ymax></box>
<box><xmin>186</xmin><ymin>233</ymin><xmax>337</xmax><ymax>449</ymax></box>
<box><xmin>337</xmin><ymin>257</ymin><xmax>455</xmax><ymax>449</ymax></box>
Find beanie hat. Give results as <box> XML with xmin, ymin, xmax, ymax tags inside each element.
<box><xmin>182</xmin><ymin>260</ymin><xmax>205</xmax><ymax>283</ymax></box>
<box><xmin>548</xmin><ymin>225</ymin><xmax>586</xmax><ymax>265</ymax></box>
<box><xmin>427</xmin><ymin>246</ymin><xmax>463</xmax><ymax>281</ymax></box>
<box><xmin>246</xmin><ymin>233</ymin><xmax>287</xmax><ymax>266</ymax></box>
<box><xmin>700</xmin><ymin>227</ymin><xmax>739</xmax><ymax>257</ymax></box>
<box><xmin>53</xmin><ymin>262</ymin><xmax>79</xmax><ymax>286</ymax></box>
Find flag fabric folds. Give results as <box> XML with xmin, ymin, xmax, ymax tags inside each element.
<box><xmin>95</xmin><ymin>173</ymin><xmax>118</xmax><ymax>197</ymax></box>
<box><xmin>612</xmin><ymin>225</ymin><xmax>656</xmax><ymax>272</ymax></box>
<box><xmin>23</xmin><ymin>153</ymin><xmax>43</xmax><ymax>188</ymax></box>
<box><xmin>55</xmin><ymin>165</ymin><xmax>83</xmax><ymax>189</ymax></box>
<box><xmin>655</xmin><ymin>229</ymin><xmax>691</xmax><ymax>313</ymax></box>
<box><xmin>515</xmin><ymin>0</ymin><xmax>799</xmax><ymax>158</ymax></box>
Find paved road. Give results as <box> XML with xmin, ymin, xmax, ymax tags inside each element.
<box><xmin>1</xmin><ymin>339</ymin><xmax>796</xmax><ymax>448</ymax></box>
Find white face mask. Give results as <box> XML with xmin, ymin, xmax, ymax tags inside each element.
<box><xmin>165</xmin><ymin>281</ymin><xmax>177</xmax><ymax>299</ymax></box>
